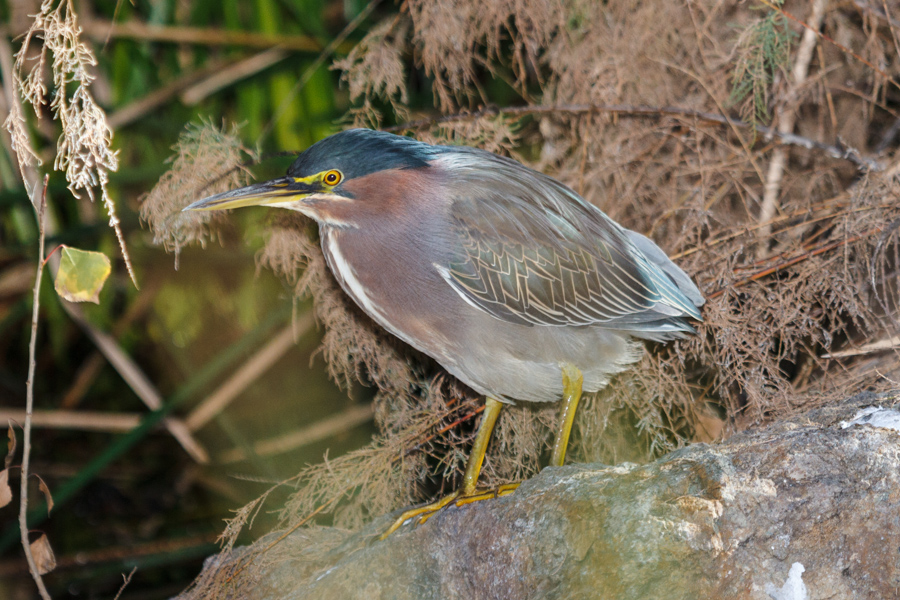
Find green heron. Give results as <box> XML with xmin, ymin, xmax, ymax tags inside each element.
<box><xmin>185</xmin><ymin>128</ymin><xmax>704</xmax><ymax>536</ymax></box>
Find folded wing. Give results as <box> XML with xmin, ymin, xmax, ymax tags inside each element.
<box><xmin>433</xmin><ymin>149</ymin><xmax>703</xmax><ymax>340</ymax></box>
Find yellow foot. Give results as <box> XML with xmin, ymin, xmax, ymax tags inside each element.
<box><xmin>381</xmin><ymin>491</ymin><xmax>460</xmax><ymax>540</ymax></box>
<box><xmin>449</xmin><ymin>482</ymin><xmax>520</xmax><ymax>509</ymax></box>
<box><xmin>380</xmin><ymin>483</ymin><xmax>521</xmax><ymax>540</ymax></box>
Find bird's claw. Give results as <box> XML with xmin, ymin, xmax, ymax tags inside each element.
<box><xmin>380</xmin><ymin>483</ymin><xmax>520</xmax><ymax>540</ymax></box>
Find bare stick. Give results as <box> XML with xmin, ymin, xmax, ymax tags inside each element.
<box><xmin>21</xmin><ymin>175</ymin><xmax>53</xmax><ymax>600</ymax></box>
<box><xmin>107</xmin><ymin>58</ymin><xmax>229</xmax><ymax>129</ymax></box>
<box><xmin>0</xmin><ymin>409</ymin><xmax>142</xmax><ymax>433</ymax></box>
<box><xmin>758</xmin><ymin>0</ymin><xmax>827</xmax><ymax>242</ymax></box>
<box><xmin>180</xmin><ymin>48</ymin><xmax>289</xmax><ymax>106</ymax></box>
<box><xmin>218</xmin><ymin>404</ymin><xmax>374</xmax><ymax>463</ymax></box>
<box><xmin>60</xmin><ymin>280</ymin><xmax>160</xmax><ymax>409</ymax></box>
<box><xmin>762</xmin><ymin>0</ymin><xmax>900</xmax><ymax>93</ymax></box>
<box><xmin>824</xmin><ymin>334</ymin><xmax>900</xmax><ymax>358</ymax></box>
<box><xmin>186</xmin><ymin>319</ymin><xmax>311</xmax><ymax>432</ymax></box>
<box><xmin>62</xmin><ymin>303</ymin><xmax>210</xmax><ymax>463</ymax></box>
<box><xmin>112</xmin><ymin>566</ymin><xmax>138</xmax><ymax>600</ymax></box>
<box><xmin>2</xmin><ymin>20</ymin><xmax>332</xmax><ymax>53</ymax></box>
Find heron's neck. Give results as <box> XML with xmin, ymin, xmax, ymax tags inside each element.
<box><xmin>319</xmin><ymin>225</ymin><xmax>395</xmax><ymax>326</ymax></box>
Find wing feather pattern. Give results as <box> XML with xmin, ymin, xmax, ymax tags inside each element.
<box><xmin>432</xmin><ymin>149</ymin><xmax>703</xmax><ymax>338</ymax></box>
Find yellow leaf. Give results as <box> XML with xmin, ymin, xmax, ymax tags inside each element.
<box><xmin>54</xmin><ymin>247</ymin><xmax>112</xmax><ymax>304</ymax></box>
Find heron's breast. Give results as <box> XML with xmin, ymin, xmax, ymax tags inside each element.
<box><xmin>319</xmin><ymin>225</ymin><xmax>467</xmax><ymax>363</ymax></box>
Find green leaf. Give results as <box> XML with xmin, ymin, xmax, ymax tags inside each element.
<box><xmin>54</xmin><ymin>247</ymin><xmax>112</xmax><ymax>304</ymax></box>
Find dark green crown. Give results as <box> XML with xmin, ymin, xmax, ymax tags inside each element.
<box><xmin>287</xmin><ymin>129</ymin><xmax>442</xmax><ymax>181</ymax></box>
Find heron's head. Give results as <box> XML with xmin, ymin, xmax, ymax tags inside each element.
<box><xmin>184</xmin><ymin>129</ymin><xmax>442</xmax><ymax>228</ymax></box>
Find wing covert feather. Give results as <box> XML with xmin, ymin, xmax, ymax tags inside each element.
<box><xmin>433</xmin><ymin>150</ymin><xmax>702</xmax><ymax>330</ymax></box>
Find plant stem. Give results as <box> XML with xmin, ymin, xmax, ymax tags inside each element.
<box><xmin>21</xmin><ymin>175</ymin><xmax>52</xmax><ymax>600</ymax></box>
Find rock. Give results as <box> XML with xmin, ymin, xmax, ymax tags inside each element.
<box><xmin>179</xmin><ymin>390</ymin><xmax>900</xmax><ymax>600</ymax></box>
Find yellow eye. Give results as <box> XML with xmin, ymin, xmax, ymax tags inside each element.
<box><xmin>323</xmin><ymin>170</ymin><xmax>342</xmax><ymax>186</ymax></box>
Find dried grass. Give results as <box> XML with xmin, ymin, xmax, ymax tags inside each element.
<box><xmin>139</xmin><ymin>121</ymin><xmax>257</xmax><ymax>267</ymax></box>
<box><xmin>4</xmin><ymin>0</ymin><xmax>135</xmax><ymax>284</ymax></box>
<box><xmin>169</xmin><ymin>1</ymin><xmax>900</xmax><ymax>595</ymax></box>
<box><xmin>334</xmin><ymin>17</ymin><xmax>411</xmax><ymax>128</ymax></box>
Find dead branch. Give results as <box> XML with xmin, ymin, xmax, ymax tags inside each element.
<box><xmin>0</xmin><ymin>20</ymin><xmax>334</xmax><ymax>53</ymax></box>
<box><xmin>707</xmin><ymin>230</ymin><xmax>874</xmax><ymax>299</ymax></box>
<box><xmin>759</xmin><ymin>0</ymin><xmax>826</xmax><ymax>242</ymax></box>
<box><xmin>761</xmin><ymin>0</ymin><xmax>900</xmax><ymax>93</ymax></box>
<box><xmin>187</xmin><ymin>319</ymin><xmax>314</xmax><ymax>432</ymax></box>
<box><xmin>219</xmin><ymin>404</ymin><xmax>375</xmax><ymax>464</ymax></box>
<box><xmin>22</xmin><ymin>175</ymin><xmax>52</xmax><ymax>600</ymax></box>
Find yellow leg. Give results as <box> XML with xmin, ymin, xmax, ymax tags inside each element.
<box><xmin>460</xmin><ymin>397</ymin><xmax>503</xmax><ymax>494</ymax></box>
<box><xmin>549</xmin><ymin>364</ymin><xmax>584</xmax><ymax>467</ymax></box>
<box><xmin>381</xmin><ymin>397</ymin><xmax>505</xmax><ymax>539</ymax></box>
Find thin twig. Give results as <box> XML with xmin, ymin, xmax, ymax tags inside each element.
<box><xmin>758</xmin><ymin>0</ymin><xmax>826</xmax><ymax>242</ymax></box>
<box><xmin>402</xmin><ymin>404</ymin><xmax>484</xmax><ymax>457</ymax></box>
<box><xmin>669</xmin><ymin>193</ymin><xmax>852</xmax><ymax>259</ymax></box>
<box><xmin>21</xmin><ymin>174</ymin><xmax>52</xmax><ymax>600</ymax></box>
<box><xmin>186</xmin><ymin>317</ymin><xmax>313</xmax><ymax>432</ymax></box>
<box><xmin>112</xmin><ymin>566</ymin><xmax>137</xmax><ymax>600</ymax></box>
<box><xmin>60</xmin><ymin>280</ymin><xmax>160</xmax><ymax>409</ymax></box>
<box><xmin>760</xmin><ymin>0</ymin><xmax>900</xmax><ymax>93</ymax></box>
<box><xmin>218</xmin><ymin>404</ymin><xmax>375</xmax><ymax>463</ymax></box>
<box><xmin>1</xmin><ymin>19</ymin><xmax>337</xmax><ymax>53</ymax></box>
<box><xmin>707</xmin><ymin>230</ymin><xmax>874</xmax><ymax>299</ymax></box>
<box><xmin>825</xmin><ymin>82</ymin><xmax>900</xmax><ymax>120</ymax></box>
<box><xmin>853</xmin><ymin>0</ymin><xmax>900</xmax><ymax>28</ymax></box>
<box><xmin>102</xmin><ymin>0</ymin><xmax>127</xmax><ymax>50</ymax></box>
<box><xmin>106</xmin><ymin>58</ymin><xmax>230</xmax><ymax>128</ymax></box>
<box><xmin>0</xmin><ymin>409</ymin><xmax>143</xmax><ymax>433</ymax></box>
<box><xmin>62</xmin><ymin>303</ymin><xmax>210</xmax><ymax>463</ymax></box>
<box><xmin>385</xmin><ymin>103</ymin><xmax>880</xmax><ymax>171</ymax></box>
<box><xmin>180</xmin><ymin>48</ymin><xmax>290</xmax><ymax>106</ymax></box>
<box><xmin>882</xmin><ymin>0</ymin><xmax>900</xmax><ymax>63</ymax></box>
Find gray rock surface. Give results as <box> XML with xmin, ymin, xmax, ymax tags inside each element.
<box><xmin>181</xmin><ymin>391</ymin><xmax>900</xmax><ymax>599</ymax></box>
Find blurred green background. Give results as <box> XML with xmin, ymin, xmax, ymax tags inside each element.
<box><xmin>0</xmin><ymin>0</ymin><xmax>416</xmax><ymax>596</ymax></box>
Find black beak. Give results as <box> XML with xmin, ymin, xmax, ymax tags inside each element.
<box><xmin>183</xmin><ymin>176</ymin><xmax>318</xmax><ymax>212</ymax></box>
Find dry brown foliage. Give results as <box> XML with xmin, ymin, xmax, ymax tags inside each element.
<box><xmin>139</xmin><ymin>122</ymin><xmax>257</xmax><ymax>267</ymax></box>
<box><xmin>164</xmin><ymin>1</ymin><xmax>900</xmax><ymax>596</ymax></box>
<box><xmin>29</xmin><ymin>533</ymin><xmax>56</xmax><ymax>576</ymax></box>
<box><xmin>334</xmin><ymin>17</ymin><xmax>411</xmax><ymax>128</ymax></box>
<box><xmin>4</xmin><ymin>0</ymin><xmax>136</xmax><ymax>284</ymax></box>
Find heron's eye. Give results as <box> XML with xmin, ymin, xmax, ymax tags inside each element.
<box><xmin>323</xmin><ymin>170</ymin><xmax>342</xmax><ymax>186</ymax></box>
